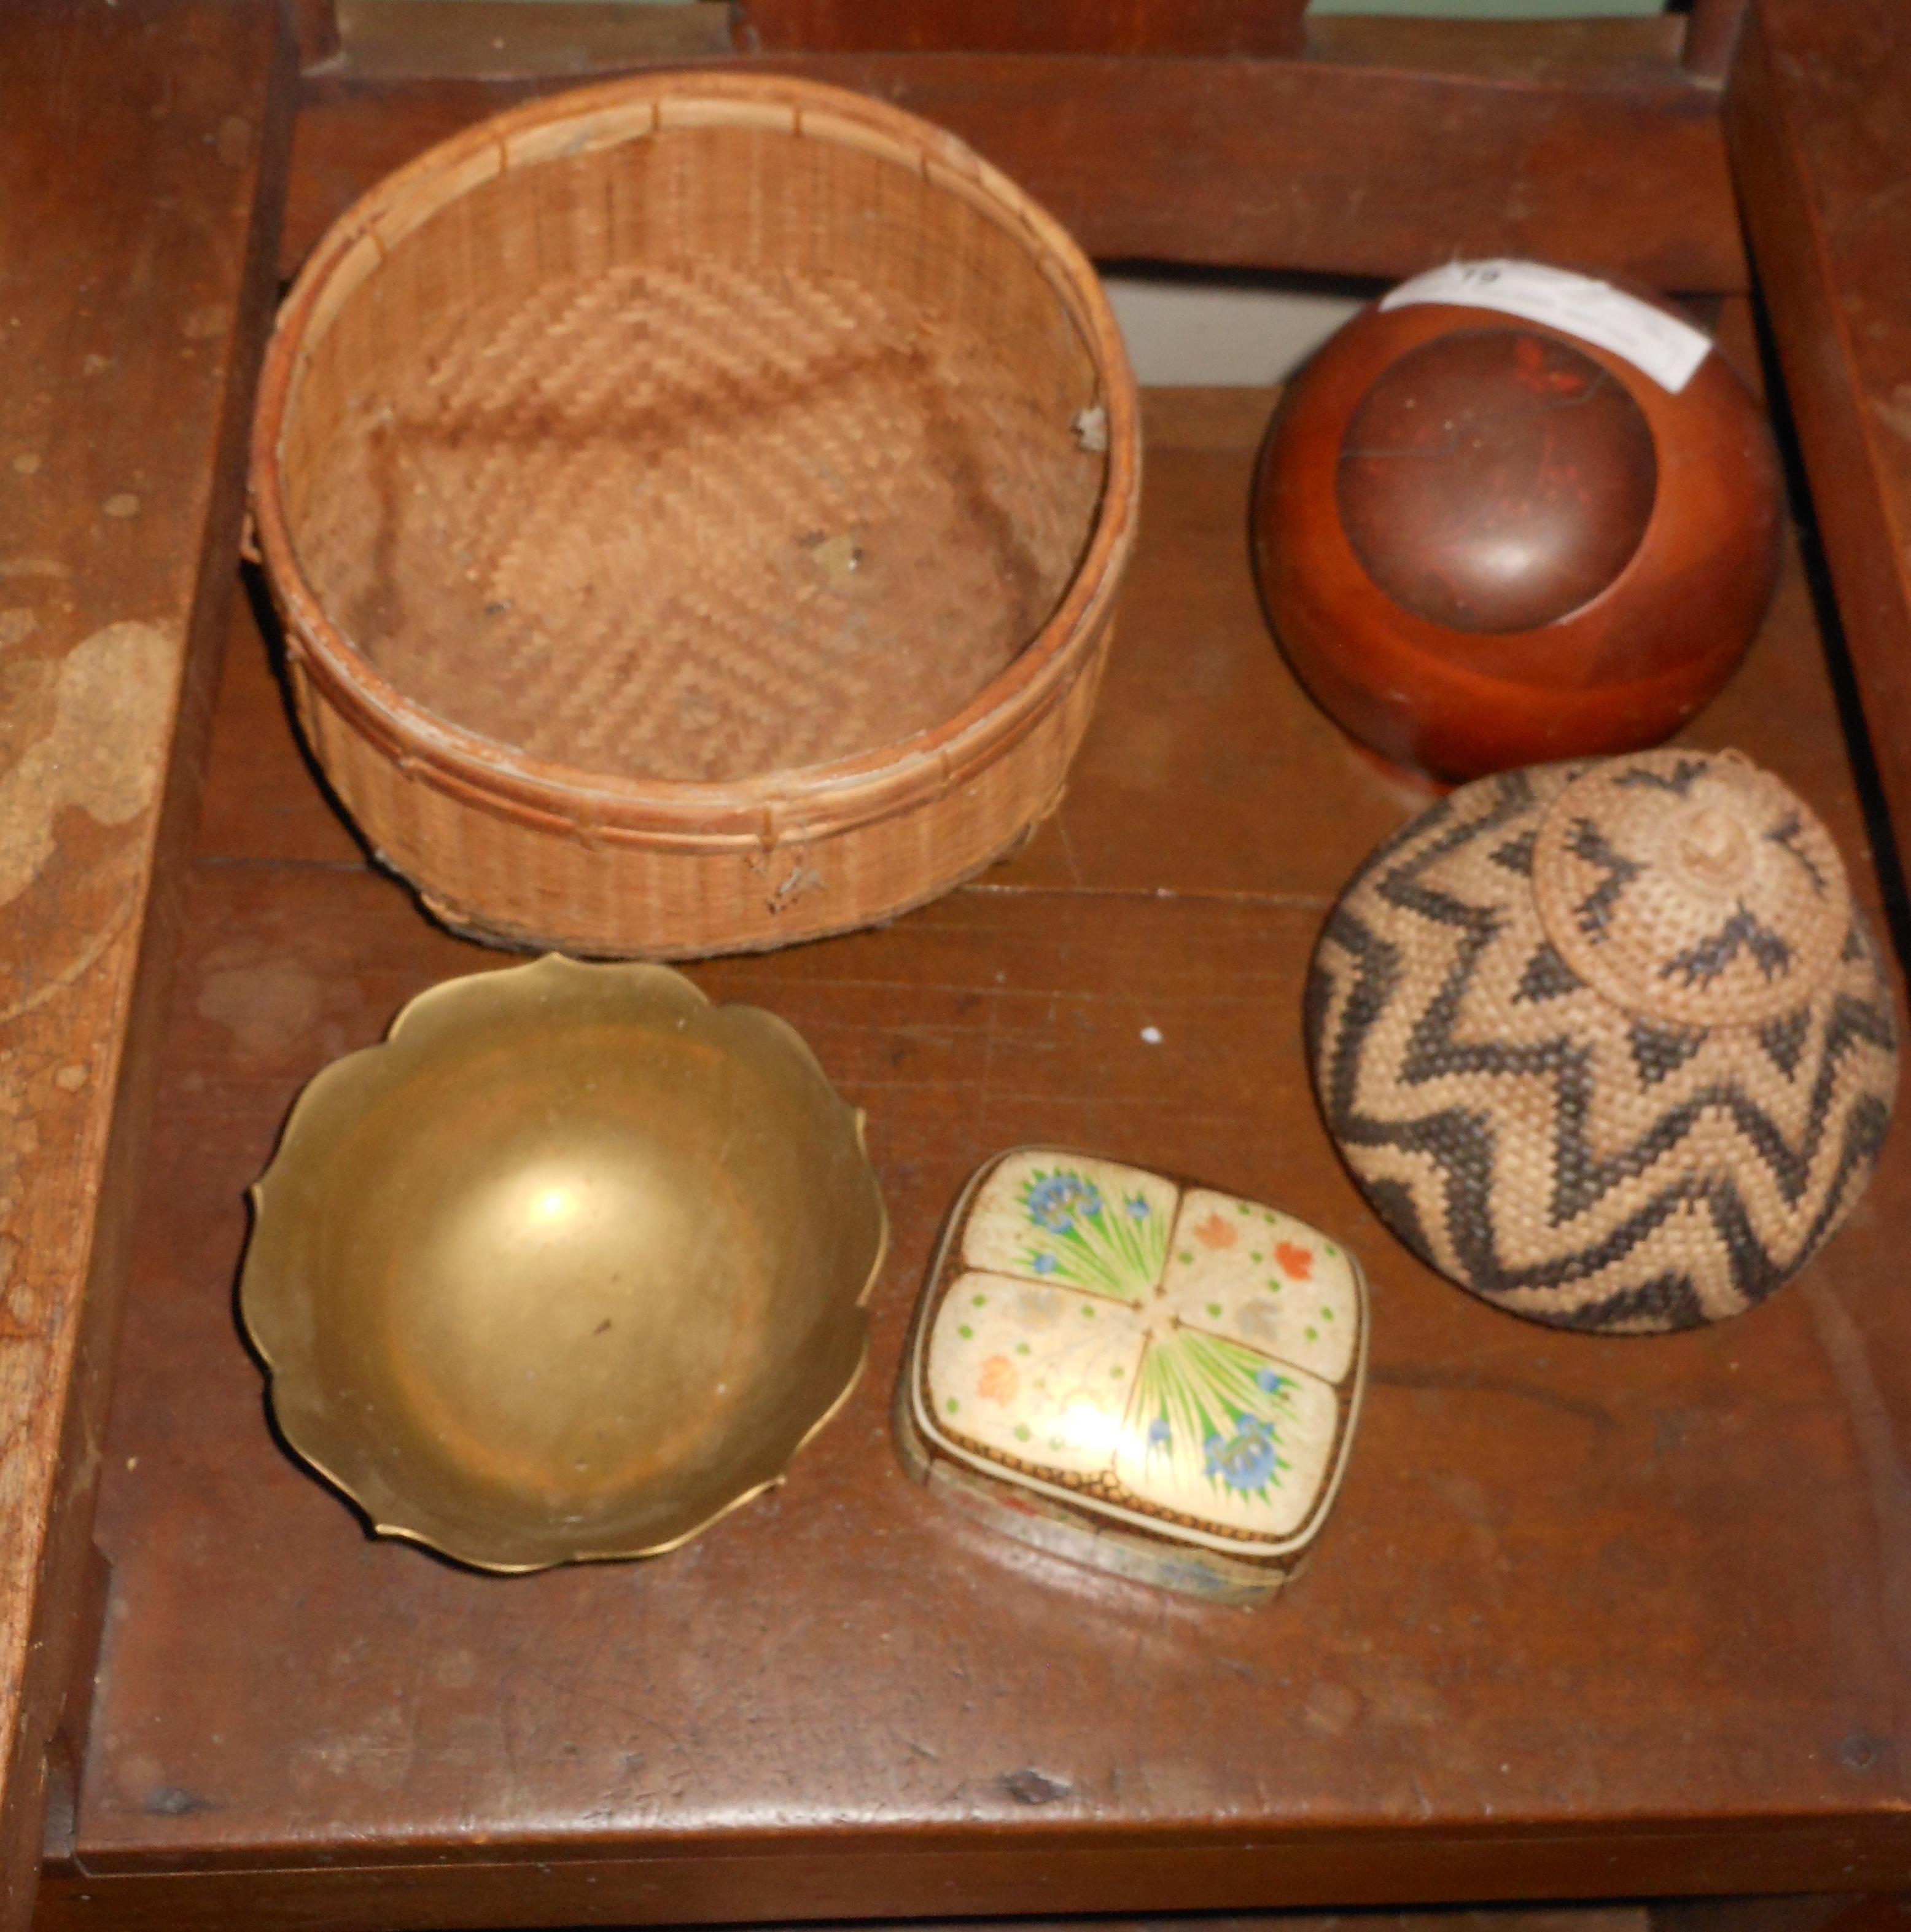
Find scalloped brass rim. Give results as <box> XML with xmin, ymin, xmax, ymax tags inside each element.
<box><xmin>241</xmin><ymin>955</ymin><xmax>887</xmax><ymax>1572</ymax></box>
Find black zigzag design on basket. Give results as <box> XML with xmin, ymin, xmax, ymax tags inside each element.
<box><xmin>1765</xmin><ymin>812</ymin><xmax>1829</xmax><ymax>895</ymax></box>
<box><xmin>1628</xmin><ymin>1018</ymin><xmax>1706</xmax><ymax>1088</ymax></box>
<box><xmin>1490</xmin><ymin>829</ymin><xmax>1538</xmax><ymax>877</ymax></box>
<box><xmin>1657</xmin><ymin>903</ymin><xmax>1793</xmax><ymax>991</ymax></box>
<box><xmin>1515</xmin><ymin>942</ymin><xmax>1581</xmax><ymax>1005</ymax></box>
<box><xmin>1306</xmin><ymin>778</ymin><xmax>1898</xmax><ymax>1329</ymax></box>
<box><xmin>1613</xmin><ymin>757</ymin><xmax>1710</xmax><ymax>797</ymax></box>
<box><xmin>1565</xmin><ymin>817</ymin><xmax>1643</xmax><ymax>939</ymax></box>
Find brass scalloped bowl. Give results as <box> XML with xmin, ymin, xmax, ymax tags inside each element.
<box><xmin>240</xmin><ymin>957</ymin><xmax>886</xmax><ymax>1572</ymax></box>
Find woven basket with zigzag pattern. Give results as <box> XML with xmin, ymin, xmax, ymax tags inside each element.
<box><xmin>1306</xmin><ymin>749</ymin><xmax>1898</xmax><ymax>1333</ymax></box>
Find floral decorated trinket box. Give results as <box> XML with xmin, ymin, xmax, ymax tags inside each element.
<box><xmin>897</xmin><ymin>1148</ymin><xmax>1369</xmax><ymax>1603</ymax></box>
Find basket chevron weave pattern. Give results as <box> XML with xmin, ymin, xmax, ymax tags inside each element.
<box><xmin>252</xmin><ymin>76</ymin><xmax>1137</xmax><ymax>958</ymax></box>
<box><xmin>1306</xmin><ymin>750</ymin><xmax>1898</xmax><ymax>1333</ymax></box>
<box><xmin>292</xmin><ymin>240</ymin><xmax>1103</xmax><ymax>787</ymax></box>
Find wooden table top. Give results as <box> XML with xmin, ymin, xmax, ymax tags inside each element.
<box><xmin>39</xmin><ymin>386</ymin><xmax>1911</xmax><ymax>1927</ymax></box>
<box><xmin>0</xmin><ymin>4</ymin><xmax>290</xmax><ymax>1923</ymax></box>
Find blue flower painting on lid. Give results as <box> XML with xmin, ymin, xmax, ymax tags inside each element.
<box><xmin>1203</xmin><ymin>1416</ymin><xmax>1279</xmax><ymax>1494</ymax></box>
<box><xmin>1026</xmin><ymin>1172</ymin><xmax>1103</xmax><ymax>1233</ymax></box>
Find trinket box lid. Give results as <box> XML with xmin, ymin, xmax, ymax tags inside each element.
<box><xmin>904</xmin><ymin>1149</ymin><xmax>1368</xmax><ymax>1570</ymax></box>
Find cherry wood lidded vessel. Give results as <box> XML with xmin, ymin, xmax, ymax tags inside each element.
<box><xmin>250</xmin><ymin>73</ymin><xmax>1138</xmax><ymax>957</ymax></box>
<box><xmin>1255</xmin><ymin>261</ymin><xmax>1782</xmax><ymax>782</ymax></box>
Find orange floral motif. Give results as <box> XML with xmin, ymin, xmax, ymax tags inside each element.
<box><xmin>1192</xmin><ymin>1213</ymin><xmax>1238</xmax><ymax>1252</ymax></box>
<box><xmin>976</xmin><ymin>1355</ymin><xmax>1019</xmax><ymax>1404</ymax></box>
<box><xmin>1274</xmin><ymin>1241</ymin><xmax>1314</xmax><ymax>1282</ymax></box>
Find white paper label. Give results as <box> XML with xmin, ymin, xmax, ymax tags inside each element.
<box><xmin>1378</xmin><ymin>259</ymin><xmax>1711</xmax><ymax>394</ymax></box>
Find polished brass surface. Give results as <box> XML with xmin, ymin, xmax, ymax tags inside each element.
<box><xmin>241</xmin><ymin>957</ymin><xmax>887</xmax><ymax>1572</ymax></box>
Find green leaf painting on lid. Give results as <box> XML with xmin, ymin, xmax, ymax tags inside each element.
<box><xmin>1013</xmin><ymin>1166</ymin><xmax>1168</xmax><ymax>1304</ymax></box>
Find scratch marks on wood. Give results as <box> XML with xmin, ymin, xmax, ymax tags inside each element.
<box><xmin>997</xmin><ymin>1766</ymin><xmax>1072</xmax><ymax>1804</ymax></box>
<box><xmin>962</xmin><ymin>878</ymin><xmax>1333</xmax><ymax>911</ymax></box>
<box><xmin>292</xmin><ymin>1705</ymin><xmax>417</xmax><ymax>1795</ymax></box>
<box><xmin>146</xmin><ymin>1785</ymin><xmax>219</xmax><ymax>1817</ymax></box>
<box><xmin>1300</xmin><ymin>1679</ymin><xmax>1363</xmax><ymax>1738</ymax></box>
<box><xmin>1372</xmin><ymin>1362</ymin><xmax>1618</xmax><ymax>1433</ymax></box>
<box><xmin>1054</xmin><ymin>816</ymin><xmax>1087</xmax><ymax>889</ymax></box>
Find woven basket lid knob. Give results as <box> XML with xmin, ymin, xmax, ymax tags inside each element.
<box><xmin>1530</xmin><ymin>747</ymin><xmax>1851</xmax><ymax>1029</ymax></box>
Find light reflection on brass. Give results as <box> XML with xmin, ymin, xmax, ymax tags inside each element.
<box><xmin>241</xmin><ymin>956</ymin><xmax>886</xmax><ymax>1572</ymax></box>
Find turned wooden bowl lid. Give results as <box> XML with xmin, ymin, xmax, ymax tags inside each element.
<box><xmin>1336</xmin><ymin>327</ymin><xmax>1659</xmax><ymax>635</ymax></box>
<box><xmin>1531</xmin><ymin>748</ymin><xmax>1851</xmax><ymax>1030</ymax></box>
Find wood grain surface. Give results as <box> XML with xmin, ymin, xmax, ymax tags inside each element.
<box><xmin>0</xmin><ymin>6</ymin><xmax>292</xmax><ymax>1928</ymax></box>
<box><xmin>284</xmin><ymin>49</ymin><xmax>1746</xmax><ymax>290</ymax></box>
<box><xmin>34</xmin><ymin>389</ymin><xmax>1911</xmax><ymax>1925</ymax></box>
<box><xmin>1725</xmin><ymin>0</ymin><xmax>1911</xmax><ymax>911</ymax></box>
<box><xmin>1302</xmin><ymin>14</ymin><xmax>1684</xmax><ymax>82</ymax></box>
<box><xmin>736</xmin><ymin>0</ymin><xmax>1306</xmax><ymax>57</ymax></box>
<box><xmin>302</xmin><ymin>0</ymin><xmax>1700</xmax><ymax>82</ymax></box>
<box><xmin>330</xmin><ymin>0</ymin><xmax>738</xmax><ymax>79</ymax></box>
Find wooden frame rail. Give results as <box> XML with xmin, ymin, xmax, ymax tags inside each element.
<box><xmin>284</xmin><ymin>10</ymin><xmax>1748</xmax><ymax>289</ymax></box>
<box><xmin>1726</xmin><ymin>0</ymin><xmax>1911</xmax><ymax>889</ymax></box>
<box><xmin>0</xmin><ymin>4</ymin><xmax>293</xmax><ymax>1927</ymax></box>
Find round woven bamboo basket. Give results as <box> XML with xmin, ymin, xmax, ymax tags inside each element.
<box><xmin>250</xmin><ymin>73</ymin><xmax>1138</xmax><ymax>957</ymax></box>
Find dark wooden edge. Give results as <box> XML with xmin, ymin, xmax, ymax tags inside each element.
<box><xmin>1656</xmin><ymin>1896</ymin><xmax>1911</xmax><ymax>1932</ymax></box>
<box><xmin>736</xmin><ymin>0</ymin><xmax>1309</xmax><ymax>60</ymax></box>
<box><xmin>295</xmin><ymin>0</ymin><xmax>341</xmax><ymax>69</ymax></box>
<box><xmin>1683</xmin><ymin>0</ymin><xmax>1751</xmax><ymax>80</ymax></box>
<box><xmin>298</xmin><ymin>1</ymin><xmax>1730</xmax><ymax>79</ymax></box>
<box><xmin>286</xmin><ymin>46</ymin><xmax>1746</xmax><ymax>290</ymax></box>
<box><xmin>1304</xmin><ymin>12</ymin><xmax>1686</xmax><ymax>80</ymax></box>
<box><xmin>36</xmin><ymin>1815</ymin><xmax>1911</xmax><ymax>1926</ymax></box>
<box><xmin>1723</xmin><ymin>2</ymin><xmax>1911</xmax><ymax>946</ymax></box>
<box><xmin>33</xmin><ymin>1542</ymin><xmax>108</xmax><ymax>1874</ymax></box>
<box><xmin>306</xmin><ymin>0</ymin><xmax>1302</xmax><ymax>71</ymax></box>
<box><xmin>0</xmin><ymin>13</ymin><xmax>297</xmax><ymax>1931</ymax></box>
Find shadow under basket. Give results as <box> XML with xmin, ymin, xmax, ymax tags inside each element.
<box><xmin>249</xmin><ymin>72</ymin><xmax>1139</xmax><ymax>958</ymax></box>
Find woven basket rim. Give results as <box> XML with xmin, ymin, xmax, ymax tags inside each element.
<box><xmin>250</xmin><ymin>69</ymin><xmax>1140</xmax><ymax>846</ymax></box>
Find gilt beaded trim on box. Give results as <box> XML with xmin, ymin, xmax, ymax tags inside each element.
<box><xmin>1305</xmin><ymin>749</ymin><xmax>1898</xmax><ymax>1333</ymax></box>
